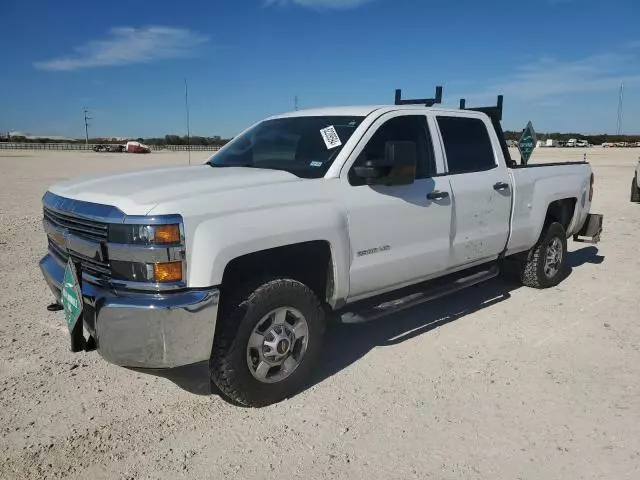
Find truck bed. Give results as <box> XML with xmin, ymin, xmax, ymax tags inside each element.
<box><xmin>506</xmin><ymin>162</ymin><xmax>593</xmax><ymax>256</ymax></box>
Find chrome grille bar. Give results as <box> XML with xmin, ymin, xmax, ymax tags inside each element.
<box><xmin>48</xmin><ymin>239</ymin><xmax>111</xmax><ymax>278</ymax></box>
<box><xmin>44</xmin><ymin>206</ymin><xmax>108</xmax><ymax>242</ymax></box>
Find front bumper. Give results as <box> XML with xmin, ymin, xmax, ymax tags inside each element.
<box><xmin>40</xmin><ymin>254</ymin><xmax>219</xmax><ymax>369</ymax></box>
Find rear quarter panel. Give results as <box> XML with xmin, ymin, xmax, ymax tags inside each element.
<box><xmin>507</xmin><ymin>163</ymin><xmax>592</xmax><ymax>255</ymax></box>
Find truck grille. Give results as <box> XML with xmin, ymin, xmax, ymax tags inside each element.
<box><xmin>44</xmin><ymin>205</ymin><xmax>111</xmax><ymax>281</ymax></box>
<box><xmin>43</xmin><ymin>206</ymin><xmax>108</xmax><ymax>243</ymax></box>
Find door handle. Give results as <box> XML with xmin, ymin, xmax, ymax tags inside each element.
<box><xmin>426</xmin><ymin>190</ymin><xmax>450</xmax><ymax>201</ymax></box>
<box><xmin>493</xmin><ymin>182</ymin><xmax>510</xmax><ymax>191</ymax></box>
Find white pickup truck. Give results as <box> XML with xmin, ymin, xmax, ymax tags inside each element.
<box><xmin>39</xmin><ymin>89</ymin><xmax>603</xmax><ymax>407</ymax></box>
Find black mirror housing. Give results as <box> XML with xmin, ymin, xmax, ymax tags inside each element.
<box><xmin>353</xmin><ymin>163</ymin><xmax>390</xmax><ymax>180</ymax></box>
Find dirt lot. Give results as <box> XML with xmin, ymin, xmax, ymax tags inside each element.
<box><xmin>1</xmin><ymin>148</ymin><xmax>639</xmax><ymax>479</ymax></box>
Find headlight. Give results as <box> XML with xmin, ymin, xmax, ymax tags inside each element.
<box><xmin>107</xmin><ymin>220</ymin><xmax>186</xmax><ymax>286</ymax></box>
<box><xmin>108</xmin><ymin>224</ymin><xmax>182</xmax><ymax>245</ymax></box>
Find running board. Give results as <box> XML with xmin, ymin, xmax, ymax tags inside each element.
<box><xmin>339</xmin><ymin>264</ymin><xmax>500</xmax><ymax>324</ymax></box>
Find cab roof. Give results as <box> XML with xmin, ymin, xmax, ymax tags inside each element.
<box><xmin>269</xmin><ymin>105</ymin><xmax>481</xmax><ymax>120</ymax></box>
<box><xmin>269</xmin><ymin>89</ymin><xmax>505</xmax><ymax>123</ymax></box>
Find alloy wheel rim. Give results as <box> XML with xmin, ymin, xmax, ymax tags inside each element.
<box><xmin>246</xmin><ymin>307</ymin><xmax>309</xmax><ymax>384</ymax></box>
<box><xmin>544</xmin><ymin>237</ymin><xmax>563</xmax><ymax>278</ymax></box>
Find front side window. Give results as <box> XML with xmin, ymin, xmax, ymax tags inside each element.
<box><xmin>437</xmin><ymin>116</ymin><xmax>496</xmax><ymax>174</ymax></box>
<box><xmin>208</xmin><ymin>116</ymin><xmax>364</xmax><ymax>179</ymax></box>
<box><xmin>350</xmin><ymin>115</ymin><xmax>435</xmax><ymax>185</ymax></box>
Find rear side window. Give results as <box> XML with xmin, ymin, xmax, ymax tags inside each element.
<box><xmin>437</xmin><ymin>116</ymin><xmax>496</xmax><ymax>174</ymax></box>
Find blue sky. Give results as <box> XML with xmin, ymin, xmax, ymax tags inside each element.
<box><xmin>1</xmin><ymin>0</ymin><xmax>639</xmax><ymax>138</ymax></box>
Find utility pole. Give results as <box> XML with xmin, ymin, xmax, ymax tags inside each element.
<box><xmin>83</xmin><ymin>108</ymin><xmax>91</xmax><ymax>145</ymax></box>
<box><xmin>184</xmin><ymin>79</ymin><xmax>191</xmax><ymax>165</ymax></box>
<box><xmin>294</xmin><ymin>95</ymin><xmax>299</xmax><ymax>111</ymax></box>
<box><xmin>616</xmin><ymin>83</ymin><xmax>624</xmax><ymax>135</ymax></box>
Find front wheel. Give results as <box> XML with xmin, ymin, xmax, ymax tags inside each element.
<box><xmin>520</xmin><ymin>222</ymin><xmax>568</xmax><ymax>289</ymax></box>
<box><xmin>210</xmin><ymin>278</ymin><xmax>326</xmax><ymax>407</ymax></box>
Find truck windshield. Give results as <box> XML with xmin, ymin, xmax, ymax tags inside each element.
<box><xmin>207</xmin><ymin>116</ymin><xmax>364</xmax><ymax>179</ymax></box>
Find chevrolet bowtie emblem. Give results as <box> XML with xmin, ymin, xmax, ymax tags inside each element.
<box><xmin>52</xmin><ymin>230</ymin><xmax>68</xmax><ymax>248</ymax></box>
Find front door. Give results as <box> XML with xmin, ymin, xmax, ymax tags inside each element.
<box><xmin>341</xmin><ymin>113</ymin><xmax>454</xmax><ymax>300</ymax></box>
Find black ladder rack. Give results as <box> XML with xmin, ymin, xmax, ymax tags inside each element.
<box><xmin>459</xmin><ymin>95</ymin><xmax>514</xmax><ymax>165</ymax></box>
<box><xmin>392</xmin><ymin>88</ymin><xmax>513</xmax><ymax>164</ymax></box>
<box><xmin>394</xmin><ymin>86</ymin><xmax>443</xmax><ymax>106</ymax></box>
<box><xmin>459</xmin><ymin>95</ymin><xmax>504</xmax><ymax>122</ymax></box>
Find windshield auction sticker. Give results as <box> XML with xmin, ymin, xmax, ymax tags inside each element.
<box><xmin>320</xmin><ymin>126</ymin><xmax>342</xmax><ymax>149</ymax></box>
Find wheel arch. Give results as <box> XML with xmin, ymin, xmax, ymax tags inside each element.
<box><xmin>544</xmin><ymin>198</ymin><xmax>577</xmax><ymax>234</ymax></box>
<box><xmin>219</xmin><ymin>240</ymin><xmax>337</xmax><ymax>309</ymax></box>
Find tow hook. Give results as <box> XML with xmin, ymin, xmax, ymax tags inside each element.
<box><xmin>45</xmin><ymin>302</ymin><xmax>96</xmax><ymax>352</ymax></box>
<box><xmin>47</xmin><ymin>302</ymin><xmax>63</xmax><ymax>312</ymax></box>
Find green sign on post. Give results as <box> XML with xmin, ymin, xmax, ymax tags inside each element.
<box><xmin>61</xmin><ymin>260</ymin><xmax>82</xmax><ymax>332</ymax></box>
<box><xmin>518</xmin><ymin>121</ymin><xmax>537</xmax><ymax>165</ymax></box>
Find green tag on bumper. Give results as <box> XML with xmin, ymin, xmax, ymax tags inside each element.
<box><xmin>61</xmin><ymin>260</ymin><xmax>83</xmax><ymax>332</ymax></box>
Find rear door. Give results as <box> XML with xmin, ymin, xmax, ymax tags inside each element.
<box><xmin>435</xmin><ymin>114</ymin><xmax>512</xmax><ymax>267</ymax></box>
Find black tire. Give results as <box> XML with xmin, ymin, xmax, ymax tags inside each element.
<box><xmin>520</xmin><ymin>222</ymin><xmax>568</xmax><ymax>289</ymax></box>
<box><xmin>210</xmin><ymin>278</ymin><xmax>326</xmax><ymax>407</ymax></box>
<box><xmin>631</xmin><ymin>175</ymin><xmax>640</xmax><ymax>203</ymax></box>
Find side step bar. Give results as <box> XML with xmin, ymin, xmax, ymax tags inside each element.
<box><xmin>339</xmin><ymin>264</ymin><xmax>500</xmax><ymax>324</ymax></box>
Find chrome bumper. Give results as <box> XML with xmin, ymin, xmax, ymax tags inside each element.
<box><xmin>40</xmin><ymin>254</ymin><xmax>219</xmax><ymax>369</ymax></box>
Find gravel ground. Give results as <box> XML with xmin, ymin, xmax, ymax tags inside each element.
<box><xmin>1</xmin><ymin>148</ymin><xmax>639</xmax><ymax>480</ymax></box>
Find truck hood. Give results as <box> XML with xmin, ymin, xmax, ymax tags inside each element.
<box><xmin>49</xmin><ymin>165</ymin><xmax>303</xmax><ymax>215</ymax></box>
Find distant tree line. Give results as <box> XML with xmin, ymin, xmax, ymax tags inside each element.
<box><xmin>144</xmin><ymin>135</ymin><xmax>230</xmax><ymax>147</ymax></box>
<box><xmin>0</xmin><ymin>136</ymin><xmax>75</xmax><ymax>144</ymax></box>
<box><xmin>0</xmin><ymin>134</ymin><xmax>231</xmax><ymax>146</ymax></box>
<box><xmin>504</xmin><ymin>131</ymin><xmax>640</xmax><ymax>144</ymax></box>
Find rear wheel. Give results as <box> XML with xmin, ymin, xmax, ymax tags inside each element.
<box><xmin>631</xmin><ymin>175</ymin><xmax>640</xmax><ymax>203</ymax></box>
<box><xmin>210</xmin><ymin>278</ymin><xmax>326</xmax><ymax>407</ymax></box>
<box><xmin>520</xmin><ymin>222</ymin><xmax>568</xmax><ymax>289</ymax></box>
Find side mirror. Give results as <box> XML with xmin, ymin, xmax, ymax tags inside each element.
<box><xmin>353</xmin><ymin>141</ymin><xmax>417</xmax><ymax>186</ymax></box>
<box><xmin>353</xmin><ymin>162</ymin><xmax>391</xmax><ymax>181</ymax></box>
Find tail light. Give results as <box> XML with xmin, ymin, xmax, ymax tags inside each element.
<box><xmin>589</xmin><ymin>173</ymin><xmax>595</xmax><ymax>202</ymax></box>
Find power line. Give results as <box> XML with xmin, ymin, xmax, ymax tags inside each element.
<box><xmin>184</xmin><ymin>79</ymin><xmax>191</xmax><ymax>165</ymax></box>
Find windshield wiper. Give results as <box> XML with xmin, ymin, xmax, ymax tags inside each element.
<box><xmin>208</xmin><ymin>163</ymin><xmax>254</xmax><ymax>168</ymax></box>
<box><xmin>208</xmin><ymin>163</ymin><xmax>285</xmax><ymax>172</ymax></box>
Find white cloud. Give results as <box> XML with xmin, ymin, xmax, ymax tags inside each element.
<box><xmin>265</xmin><ymin>0</ymin><xmax>374</xmax><ymax>8</ymax></box>
<box><xmin>35</xmin><ymin>26</ymin><xmax>209</xmax><ymax>71</ymax></box>
<box><xmin>459</xmin><ymin>50</ymin><xmax>640</xmax><ymax>104</ymax></box>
